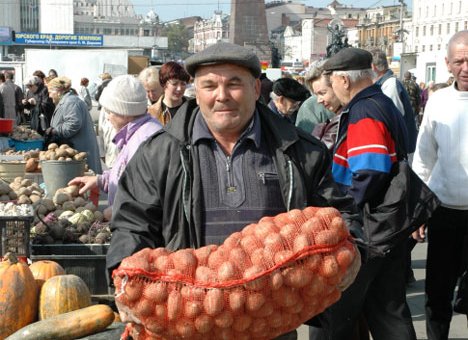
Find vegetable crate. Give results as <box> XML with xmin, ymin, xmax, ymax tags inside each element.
<box><xmin>10</xmin><ymin>138</ymin><xmax>44</xmax><ymax>151</ymax></box>
<box><xmin>31</xmin><ymin>244</ymin><xmax>113</xmax><ymax>298</ymax></box>
<box><xmin>0</xmin><ymin>215</ymin><xmax>34</xmax><ymax>259</ymax></box>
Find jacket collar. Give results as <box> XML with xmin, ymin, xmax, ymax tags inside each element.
<box><xmin>342</xmin><ymin>84</ymin><xmax>383</xmax><ymax>114</ymax></box>
<box><xmin>165</xmin><ymin>98</ymin><xmax>300</xmax><ymax>152</ymax></box>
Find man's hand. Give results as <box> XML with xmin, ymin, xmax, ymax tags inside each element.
<box><xmin>28</xmin><ymin>98</ymin><xmax>36</xmax><ymax>105</ymax></box>
<box><xmin>45</xmin><ymin>127</ymin><xmax>55</xmax><ymax>136</ymax></box>
<box><xmin>412</xmin><ymin>225</ymin><xmax>426</xmax><ymax>242</ymax></box>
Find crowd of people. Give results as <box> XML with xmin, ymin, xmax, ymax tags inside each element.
<box><xmin>0</xmin><ymin>29</ymin><xmax>466</xmax><ymax>340</ymax></box>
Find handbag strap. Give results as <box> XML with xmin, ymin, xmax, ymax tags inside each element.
<box><xmin>367</xmin><ymin>97</ymin><xmax>408</xmax><ymax>161</ymax></box>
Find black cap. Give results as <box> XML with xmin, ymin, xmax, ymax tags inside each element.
<box><xmin>322</xmin><ymin>47</ymin><xmax>372</xmax><ymax>74</ymax></box>
<box><xmin>273</xmin><ymin>78</ymin><xmax>310</xmax><ymax>102</ymax></box>
<box><xmin>185</xmin><ymin>42</ymin><xmax>261</xmax><ymax>78</ymax></box>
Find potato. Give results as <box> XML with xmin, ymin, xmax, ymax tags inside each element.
<box><xmin>25</xmin><ymin>158</ymin><xmax>38</xmax><ymax>172</ymax></box>
<box><xmin>65</xmin><ymin>148</ymin><xmax>77</xmax><ymax>157</ymax></box>
<box><xmin>59</xmin><ymin>143</ymin><xmax>70</xmax><ymax>149</ymax></box>
<box><xmin>167</xmin><ymin>291</ymin><xmax>183</xmax><ymax>321</ymax></box>
<box><xmin>21</xmin><ymin>178</ymin><xmax>32</xmax><ymax>187</ymax></box>
<box><xmin>29</xmin><ymin>194</ymin><xmax>42</xmax><ymax>204</ymax></box>
<box><xmin>203</xmin><ymin>289</ymin><xmax>224</xmax><ymax>316</ymax></box>
<box><xmin>0</xmin><ymin>194</ymin><xmax>10</xmax><ymax>201</ymax></box>
<box><xmin>47</xmin><ymin>143</ymin><xmax>58</xmax><ymax>150</ymax></box>
<box><xmin>64</xmin><ymin>185</ymin><xmax>79</xmax><ymax>197</ymax></box>
<box><xmin>55</xmin><ymin>148</ymin><xmax>68</xmax><ymax>158</ymax></box>
<box><xmin>17</xmin><ymin>194</ymin><xmax>31</xmax><ymax>204</ymax></box>
<box><xmin>53</xmin><ymin>191</ymin><xmax>72</xmax><ymax>205</ymax></box>
<box><xmin>0</xmin><ymin>181</ymin><xmax>10</xmax><ymax>195</ymax></box>
<box><xmin>74</xmin><ymin>152</ymin><xmax>87</xmax><ymax>161</ymax></box>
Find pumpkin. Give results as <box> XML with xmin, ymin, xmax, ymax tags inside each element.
<box><xmin>39</xmin><ymin>274</ymin><xmax>92</xmax><ymax>320</ymax></box>
<box><xmin>29</xmin><ymin>260</ymin><xmax>66</xmax><ymax>289</ymax></box>
<box><xmin>5</xmin><ymin>304</ymin><xmax>115</xmax><ymax>340</ymax></box>
<box><xmin>0</xmin><ymin>252</ymin><xmax>38</xmax><ymax>338</ymax></box>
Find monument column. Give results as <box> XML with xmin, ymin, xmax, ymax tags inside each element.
<box><xmin>229</xmin><ymin>0</ymin><xmax>271</xmax><ymax>62</ymax></box>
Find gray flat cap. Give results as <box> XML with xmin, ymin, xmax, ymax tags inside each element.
<box><xmin>185</xmin><ymin>42</ymin><xmax>261</xmax><ymax>78</ymax></box>
<box><xmin>322</xmin><ymin>47</ymin><xmax>372</xmax><ymax>74</ymax></box>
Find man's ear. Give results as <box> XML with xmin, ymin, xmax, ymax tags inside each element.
<box><xmin>254</xmin><ymin>78</ymin><xmax>261</xmax><ymax>100</ymax></box>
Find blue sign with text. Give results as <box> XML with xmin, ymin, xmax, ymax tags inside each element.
<box><xmin>14</xmin><ymin>32</ymin><xmax>103</xmax><ymax>47</ymax></box>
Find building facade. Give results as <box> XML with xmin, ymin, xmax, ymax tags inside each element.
<box><xmin>410</xmin><ymin>0</ymin><xmax>468</xmax><ymax>83</ymax></box>
<box><xmin>192</xmin><ymin>11</ymin><xmax>229</xmax><ymax>53</ymax></box>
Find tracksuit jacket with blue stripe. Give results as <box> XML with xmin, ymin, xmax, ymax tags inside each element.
<box><xmin>332</xmin><ymin>84</ymin><xmax>409</xmax><ymax>207</ymax></box>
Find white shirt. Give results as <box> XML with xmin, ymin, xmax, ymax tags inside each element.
<box><xmin>412</xmin><ymin>83</ymin><xmax>468</xmax><ymax>209</ymax></box>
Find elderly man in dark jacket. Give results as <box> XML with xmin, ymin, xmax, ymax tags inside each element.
<box><xmin>107</xmin><ymin>42</ymin><xmax>362</xmax><ymax>339</ymax></box>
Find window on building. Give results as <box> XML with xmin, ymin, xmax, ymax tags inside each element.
<box><xmin>442</xmin><ymin>4</ymin><xmax>445</xmax><ymax>14</ymax></box>
<box><xmin>449</xmin><ymin>2</ymin><xmax>453</xmax><ymax>14</ymax></box>
<box><xmin>416</xmin><ymin>27</ymin><xmax>419</xmax><ymax>37</ymax></box>
<box><xmin>426</xmin><ymin>6</ymin><xmax>429</xmax><ymax>16</ymax></box>
<box><xmin>438</xmin><ymin>44</ymin><xmax>441</xmax><ymax>50</ymax></box>
<box><xmin>455</xmin><ymin>22</ymin><xmax>459</xmax><ymax>32</ymax></box>
<box><xmin>465</xmin><ymin>21</ymin><xmax>467</xmax><ymax>30</ymax></box>
<box><xmin>415</xmin><ymin>45</ymin><xmax>418</xmax><ymax>53</ymax></box>
<box><xmin>423</xmin><ymin>26</ymin><xmax>426</xmax><ymax>36</ymax></box>
<box><xmin>430</xmin><ymin>25</ymin><xmax>433</xmax><ymax>35</ymax></box>
<box><xmin>438</xmin><ymin>24</ymin><xmax>442</xmax><ymax>35</ymax></box>
<box><xmin>429</xmin><ymin>45</ymin><xmax>433</xmax><ymax>51</ymax></box>
<box><xmin>447</xmin><ymin>23</ymin><xmax>450</xmax><ymax>34</ymax></box>
<box><xmin>433</xmin><ymin>5</ymin><xmax>436</xmax><ymax>16</ymax></box>
<box><xmin>459</xmin><ymin>1</ymin><xmax>462</xmax><ymax>13</ymax></box>
<box><xmin>422</xmin><ymin>45</ymin><xmax>425</xmax><ymax>52</ymax></box>
<box><xmin>426</xmin><ymin>63</ymin><xmax>436</xmax><ymax>82</ymax></box>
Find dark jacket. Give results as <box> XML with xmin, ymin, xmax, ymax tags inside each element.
<box><xmin>24</xmin><ymin>83</ymin><xmax>55</xmax><ymax>134</ymax></box>
<box><xmin>107</xmin><ymin>99</ymin><xmax>362</xmax><ymax>275</ymax></box>
<box><xmin>332</xmin><ymin>84</ymin><xmax>408</xmax><ymax>206</ymax></box>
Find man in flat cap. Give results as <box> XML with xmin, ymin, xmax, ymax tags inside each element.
<box><xmin>107</xmin><ymin>42</ymin><xmax>362</xmax><ymax>339</ymax></box>
<box><xmin>309</xmin><ymin>47</ymin><xmax>416</xmax><ymax>340</ymax></box>
<box><xmin>268</xmin><ymin>77</ymin><xmax>309</xmax><ymax>122</ymax></box>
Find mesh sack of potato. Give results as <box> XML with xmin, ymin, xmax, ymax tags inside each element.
<box><xmin>113</xmin><ymin>207</ymin><xmax>361</xmax><ymax>340</ymax></box>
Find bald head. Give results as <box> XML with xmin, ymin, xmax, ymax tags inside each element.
<box><xmin>447</xmin><ymin>30</ymin><xmax>468</xmax><ymax>58</ymax></box>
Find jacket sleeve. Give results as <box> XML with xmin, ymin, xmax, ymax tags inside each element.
<box><xmin>106</xmin><ymin>141</ymin><xmax>164</xmax><ymax>279</ymax></box>
<box><xmin>314</xmin><ymin>154</ymin><xmax>364</xmax><ymax>242</ymax></box>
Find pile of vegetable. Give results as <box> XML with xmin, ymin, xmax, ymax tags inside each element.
<box><xmin>114</xmin><ymin>207</ymin><xmax>361</xmax><ymax>340</ymax></box>
<box><xmin>10</xmin><ymin>126</ymin><xmax>42</xmax><ymax>141</ymax></box>
<box><xmin>31</xmin><ymin>184</ymin><xmax>109</xmax><ymax>245</ymax></box>
<box><xmin>39</xmin><ymin>143</ymin><xmax>87</xmax><ymax>162</ymax></box>
<box><xmin>0</xmin><ymin>254</ymin><xmax>115</xmax><ymax>339</ymax></box>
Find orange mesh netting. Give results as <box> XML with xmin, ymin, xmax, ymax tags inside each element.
<box><xmin>113</xmin><ymin>206</ymin><xmax>361</xmax><ymax>340</ymax></box>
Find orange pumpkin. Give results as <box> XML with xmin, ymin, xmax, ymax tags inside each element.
<box><xmin>30</xmin><ymin>260</ymin><xmax>66</xmax><ymax>289</ymax></box>
<box><xmin>0</xmin><ymin>252</ymin><xmax>38</xmax><ymax>338</ymax></box>
<box><xmin>39</xmin><ymin>274</ymin><xmax>92</xmax><ymax>320</ymax></box>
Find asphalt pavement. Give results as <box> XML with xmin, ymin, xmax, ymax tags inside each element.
<box><xmin>297</xmin><ymin>242</ymin><xmax>468</xmax><ymax>340</ymax></box>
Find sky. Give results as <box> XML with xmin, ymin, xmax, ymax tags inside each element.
<box><xmin>133</xmin><ymin>0</ymin><xmax>404</xmax><ymax>22</ymax></box>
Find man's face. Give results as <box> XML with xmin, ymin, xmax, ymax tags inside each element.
<box><xmin>446</xmin><ymin>42</ymin><xmax>468</xmax><ymax>91</ymax></box>
<box><xmin>276</xmin><ymin>96</ymin><xmax>301</xmax><ymax>116</ymax></box>
<box><xmin>329</xmin><ymin>72</ymin><xmax>349</xmax><ymax>106</ymax></box>
<box><xmin>195</xmin><ymin>63</ymin><xmax>261</xmax><ymax>138</ymax></box>
<box><xmin>312</xmin><ymin>76</ymin><xmax>342</xmax><ymax>114</ymax></box>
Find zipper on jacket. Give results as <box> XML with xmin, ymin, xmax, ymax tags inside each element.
<box><xmin>226</xmin><ymin>156</ymin><xmax>236</xmax><ymax>192</ymax></box>
<box><xmin>257</xmin><ymin>171</ymin><xmax>278</xmax><ymax>184</ymax></box>
<box><xmin>180</xmin><ymin>147</ymin><xmax>191</xmax><ymax>224</ymax></box>
<box><xmin>286</xmin><ymin>160</ymin><xmax>294</xmax><ymax>211</ymax></box>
